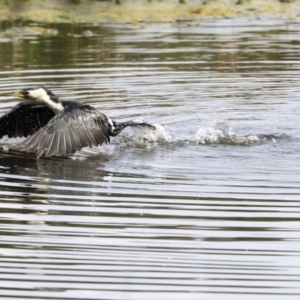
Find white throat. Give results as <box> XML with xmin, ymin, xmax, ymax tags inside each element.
<box><xmin>29</xmin><ymin>88</ymin><xmax>64</xmax><ymax>114</ymax></box>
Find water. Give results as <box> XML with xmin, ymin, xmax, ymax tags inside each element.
<box><xmin>0</xmin><ymin>20</ymin><xmax>300</xmax><ymax>299</ymax></box>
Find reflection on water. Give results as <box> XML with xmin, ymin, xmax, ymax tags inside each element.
<box><xmin>0</xmin><ymin>21</ymin><xmax>300</xmax><ymax>300</ymax></box>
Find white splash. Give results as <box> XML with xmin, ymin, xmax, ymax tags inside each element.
<box><xmin>194</xmin><ymin>120</ymin><xmax>260</xmax><ymax>145</ymax></box>
<box><xmin>115</xmin><ymin>120</ymin><xmax>173</xmax><ymax>148</ymax></box>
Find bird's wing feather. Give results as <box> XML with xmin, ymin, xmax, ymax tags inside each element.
<box><xmin>0</xmin><ymin>102</ymin><xmax>55</xmax><ymax>138</ymax></box>
<box><xmin>18</xmin><ymin>106</ymin><xmax>111</xmax><ymax>158</ymax></box>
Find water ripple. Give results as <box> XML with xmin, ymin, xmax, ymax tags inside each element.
<box><xmin>0</xmin><ymin>22</ymin><xmax>300</xmax><ymax>300</ymax></box>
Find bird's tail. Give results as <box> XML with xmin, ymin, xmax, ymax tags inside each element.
<box><xmin>110</xmin><ymin>121</ymin><xmax>156</xmax><ymax>137</ymax></box>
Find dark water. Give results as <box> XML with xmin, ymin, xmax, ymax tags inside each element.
<box><xmin>0</xmin><ymin>20</ymin><xmax>300</xmax><ymax>299</ymax></box>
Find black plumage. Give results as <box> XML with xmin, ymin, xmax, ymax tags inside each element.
<box><xmin>0</xmin><ymin>103</ymin><xmax>55</xmax><ymax>138</ymax></box>
<box><xmin>0</xmin><ymin>87</ymin><xmax>155</xmax><ymax>158</ymax></box>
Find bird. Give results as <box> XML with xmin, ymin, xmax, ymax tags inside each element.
<box><xmin>0</xmin><ymin>86</ymin><xmax>155</xmax><ymax>158</ymax></box>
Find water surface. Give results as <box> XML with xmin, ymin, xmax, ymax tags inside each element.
<box><xmin>0</xmin><ymin>20</ymin><xmax>300</xmax><ymax>300</ymax></box>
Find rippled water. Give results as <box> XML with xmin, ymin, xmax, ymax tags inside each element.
<box><xmin>0</xmin><ymin>20</ymin><xmax>300</xmax><ymax>299</ymax></box>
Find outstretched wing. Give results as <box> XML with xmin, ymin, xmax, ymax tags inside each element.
<box><xmin>0</xmin><ymin>102</ymin><xmax>55</xmax><ymax>138</ymax></box>
<box><xmin>18</xmin><ymin>105</ymin><xmax>111</xmax><ymax>158</ymax></box>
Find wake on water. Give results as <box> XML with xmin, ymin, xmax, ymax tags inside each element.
<box><xmin>115</xmin><ymin>120</ymin><xmax>276</xmax><ymax>148</ymax></box>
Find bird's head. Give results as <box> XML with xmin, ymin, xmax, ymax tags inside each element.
<box><xmin>12</xmin><ymin>86</ymin><xmax>60</xmax><ymax>104</ymax></box>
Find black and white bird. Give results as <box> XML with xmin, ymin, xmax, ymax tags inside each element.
<box><xmin>0</xmin><ymin>86</ymin><xmax>155</xmax><ymax>158</ymax></box>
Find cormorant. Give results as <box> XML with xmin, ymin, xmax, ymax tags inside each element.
<box><xmin>0</xmin><ymin>87</ymin><xmax>155</xmax><ymax>158</ymax></box>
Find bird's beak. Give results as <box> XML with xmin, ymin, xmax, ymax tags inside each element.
<box><xmin>12</xmin><ymin>92</ymin><xmax>25</xmax><ymax>99</ymax></box>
